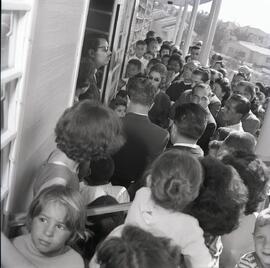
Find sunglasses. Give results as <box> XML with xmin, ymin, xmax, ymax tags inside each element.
<box><xmin>97</xmin><ymin>46</ymin><xmax>110</xmax><ymax>52</ymax></box>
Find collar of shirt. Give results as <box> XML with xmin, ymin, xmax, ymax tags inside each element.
<box><xmin>173</xmin><ymin>143</ymin><xmax>198</xmax><ymax>149</ymax></box>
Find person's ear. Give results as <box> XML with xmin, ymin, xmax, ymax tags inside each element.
<box><xmin>88</xmin><ymin>48</ymin><xmax>96</xmax><ymax>58</ymax></box>
<box><xmin>146</xmin><ymin>175</ymin><xmax>152</xmax><ymax>187</ymax></box>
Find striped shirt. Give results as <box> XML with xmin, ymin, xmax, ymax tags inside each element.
<box><xmin>236</xmin><ymin>252</ymin><xmax>262</xmax><ymax>268</ymax></box>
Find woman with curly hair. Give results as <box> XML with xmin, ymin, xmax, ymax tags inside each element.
<box><xmin>219</xmin><ymin>151</ymin><xmax>270</xmax><ymax>267</ymax></box>
<box><xmin>33</xmin><ymin>100</ymin><xmax>125</xmax><ymax>195</ymax></box>
<box><xmin>187</xmin><ymin>156</ymin><xmax>248</xmax><ymax>267</ymax></box>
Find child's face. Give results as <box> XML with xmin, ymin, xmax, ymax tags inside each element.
<box><xmin>135</xmin><ymin>44</ymin><xmax>146</xmax><ymax>58</ymax></box>
<box><xmin>125</xmin><ymin>63</ymin><xmax>140</xmax><ymax>78</ymax></box>
<box><xmin>191</xmin><ymin>73</ymin><xmax>203</xmax><ymax>88</ymax></box>
<box><xmin>31</xmin><ymin>201</ymin><xmax>71</xmax><ymax>256</ymax></box>
<box><xmin>160</xmin><ymin>49</ymin><xmax>170</xmax><ymax>58</ymax></box>
<box><xmin>148</xmin><ymin>42</ymin><xmax>158</xmax><ymax>54</ymax></box>
<box><xmin>148</xmin><ymin>71</ymin><xmax>162</xmax><ymax>89</ymax></box>
<box><xmin>254</xmin><ymin>225</ymin><xmax>270</xmax><ymax>266</ymax></box>
<box><xmin>115</xmin><ymin>105</ymin><xmax>126</xmax><ymax>118</ymax></box>
<box><xmin>161</xmin><ymin>56</ymin><xmax>169</xmax><ymax>66</ymax></box>
<box><xmin>168</xmin><ymin>60</ymin><xmax>181</xmax><ymax>73</ymax></box>
<box><xmin>144</xmin><ymin>53</ymin><xmax>154</xmax><ymax>61</ymax></box>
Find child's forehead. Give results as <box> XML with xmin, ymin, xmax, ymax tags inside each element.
<box><xmin>39</xmin><ymin>200</ymin><xmax>67</xmax><ymax>221</ymax></box>
<box><xmin>137</xmin><ymin>44</ymin><xmax>146</xmax><ymax>47</ymax></box>
<box><xmin>254</xmin><ymin>224</ymin><xmax>270</xmax><ymax>235</ymax></box>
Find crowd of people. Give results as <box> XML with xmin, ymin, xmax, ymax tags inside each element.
<box><xmin>1</xmin><ymin>30</ymin><xmax>270</xmax><ymax>268</ymax></box>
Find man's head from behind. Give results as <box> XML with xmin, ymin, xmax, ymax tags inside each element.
<box><xmin>217</xmin><ymin>131</ymin><xmax>257</xmax><ymax>159</ymax></box>
<box><xmin>171</xmin><ymin>103</ymin><xmax>207</xmax><ymax>144</ymax></box>
<box><xmin>125</xmin><ymin>59</ymin><xmax>142</xmax><ymax>78</ymax></box>
<box><xmin>127</xmin><ymin>74</ymin><xmax>157</xmax><ymax>108</ymax></box>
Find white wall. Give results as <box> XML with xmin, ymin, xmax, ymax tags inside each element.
<box><xmin>8</xmin><ymin>0</ymin><xmax>89</xmax><ymax>213</ymax></box>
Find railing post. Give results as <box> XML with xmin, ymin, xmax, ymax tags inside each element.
<box><xmin>183</xmin><ymin>0</ymin><xmax>200</xmax><ymax>56</ymax></box>
<box><xmin>173</xmin><ymin>6</ymin><xmax>183</xmax><ymax>43</ymax></box>
<box><xmin>175</xmin><ymin>0</ymin><xmax>189</xmax><ymax>47</ymax></box>
<box><xmin>256</xmin><ymin>107</ymin><xmax>270</xmax><ymax>164</ymax></box>
<box><xmin>200</xmin><ymin>0</ymin><xmax>222</xmax><ymax>66</ymax></box>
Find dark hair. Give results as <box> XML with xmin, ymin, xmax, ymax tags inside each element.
<box><xmin>229</xmin><ymin>94</ymin><xmax>251</xmax><ymax>116</ymax></box>
<box><xmin>156</xmin><ymin>36</ymin><xmax>163</xmax><ymax>44</ymax></box>
<box><xmin>127</xmin><ymin>75</ymin><xmax>157</xmax><ymax>106</ymax></box>
<box><xmin>235</xmin><ymin>81</ymin><xmax>256</xmax><ymax>101</ymax></box>
<box><xmin>116</xmin><ymin>90</ymin><xmax>129</xmax><ymax>103</ymax></box>
<box><xmin>160</xmin><ymin>44</ymin><xmax>172</xmax><ymax>54</ymax></box>
<box><xmin>214</xmin><ymin>77</ymin><xmax>231</xmax><ymax>104</ymax></box>
<box><xmin>81</xmin><ymin>33</ymin><xmax>108</xmax><ymax>57</ymax></box>
<box><xmin>149</xmin><ymin>63</ymin><xmax>167</xmax><ymax>79</ymax></box>
<box><xmin>82</xmin><ymin>156</ymin><xmax>115</xmax><ymax>185</ymax></box>
<box><xmin>211</xmin><ymin>53</ymin><xmax>223</xmax><ymax>61</ymax></box>
<box><xmin>174</xmin><ymin>103</ymin><xmax>207</xmax><ymax>140</ymax></box>
<box><xmin>218</xmin><ymin>67</ymin><xmax>227</xmax><ymax>78</ymax></box>
<box><xmin>85</xmin><ymin>196</ymin><xmax>125</xmax><ymax>259</ymax></box>
<box><xmin>146</xmin><ymin>30</ymin><xmax>156</xmax><ymax>39</ymax></box>
<box><xmin>222</xmin><ymin>131</ymin><xmax>256</xmax><ymax>155</ymax></box>
<box><xmin>191</xmin><ymin>45</ymin><xmax>201</xmax><ymax>51</ymax></box>
<box><xmin>147</xmin><ymin>58</ymin><xmax>161</xmax><ymax>68</ymax></box>
<box><xmin>168</xmin><ymin>54</ymin><xmax>184</xmax><ymax>71</ymax></box>
<box><xmin>97</xmin><ymin>225</ymin><xmax>181</xmax><ymax>268</ymax></box>
<box><xmin>146</xmin><ymin>37</ymin><xmax>158</xmax><ymax>46</ymax></box>
<box><xmin>55</xmin><ymin>100</ymin><xmax>125</xmax><ymax>163</ymax></box>
<box><xmin>214</xmin><ymin>60</ymin><xmax>224</xmax><ymax>68</ymax></box>
<box><xmin>148</xmin><ymin>92</ymin><xmax>171</xmax><ymax>129</ymax></box>
<box><xmin>188</xmin><ymin>157</ymin><xmax>248</xmax><ymax>236</ymax></box>
<box><xmin>136</xmin><ymin>40</ymin><xmax>147</xmax><ymax>46</ymax></box>
<box><xmin>192</xmin><ymin>67</ymin><xmax>211</xmax><ymax>83</ymax></box>
<box><xmin>185</xmin><ymin>54</ymin><xmax>191</xmax><ymax>63</ymax></box>
<box><xmin>127</xmin><ymin>59</ymin><xmax>142</xmax><ymax>71</ymax></box>
<box><xmin>109</xmin><ymin>97</ymin><xmax>127</xmax><ymax>110</ymax></box>
<box><xmin>28</xmin><ymin>185</ymin><xmax>86</xmax><ymax>244</ymax></box>
<box><xmin>150</xmin><ymin>150</ymin><xmax>203</xmax><ymax>211</ymax></box>
<box><xmin>222</xmin><ymin>152</ymin><xmax>270</xmax><ymax>215</ymax></box>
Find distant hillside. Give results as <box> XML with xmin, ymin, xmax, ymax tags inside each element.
<box><xmin>194</xmin><ymin>11</ymin><xmax>270</xmax><ymax>51</ymax></box>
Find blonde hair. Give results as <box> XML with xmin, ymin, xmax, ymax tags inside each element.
<box><xmin>28</xmin><ymin>185</ymin><xmax>86</xmax><ymax>244</ymax></box>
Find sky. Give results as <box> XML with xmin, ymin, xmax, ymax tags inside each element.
<box><xmin>198</xmin><ymin>0</ymin><xmax>270</xmax><ymax>34</ymax></box>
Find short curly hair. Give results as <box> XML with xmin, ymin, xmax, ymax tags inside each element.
<box><xmin>55</xmin><ymin>100</ymin><xmax>125</xmax><ymax>163</ymax></box>
<box><xmin>222</xmin><ymin>151</ymin><xmax>270</xmax><ymax>215</ymax></box>
<box><xmin>150</xmin><ymin>150</ymin><xmax>203</xmax><ymax>212</ymax></box>
<box><xmin>127</xmin><ymin>75</ymin><xmax>157</xmax><ymax>106</ymax></box>
<box><xmin>187</xmin><ymin>156</ymin><xmax>248</xmax><ymax>236</ymax></box>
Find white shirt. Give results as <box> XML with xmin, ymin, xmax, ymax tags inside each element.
<box><xmin>79</xmin><ymin>182</ymin><xmax>130</xmax><ymax>205</ymax></box>
<box><xmin>226</xmin><ymin>121</ymin><xmax>244</xmax><ymax>132</ymax></box>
